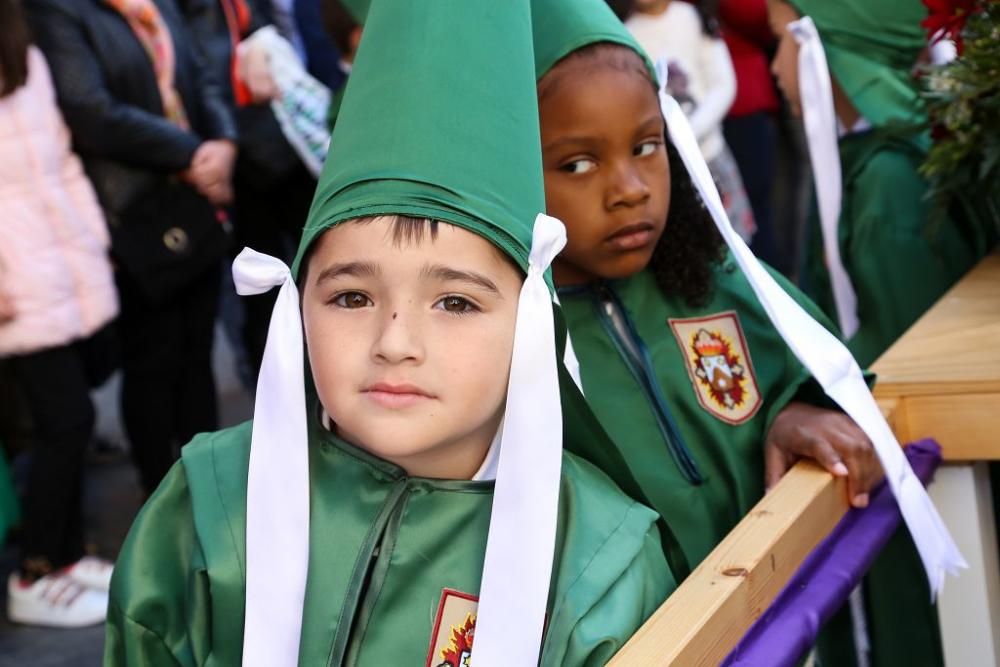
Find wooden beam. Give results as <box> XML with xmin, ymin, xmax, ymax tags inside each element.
<box><xmin>609</xmin><ymin>462</ymin><xmax>848</xmax><ymax>666</ymax></box>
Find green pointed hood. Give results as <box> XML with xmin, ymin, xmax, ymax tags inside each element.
<box><xmin>532</xmin><ymin>0</ymin><xmax>653</xmax><ymax>79</ymax></box>
<box><xmin>293</xmin><ymin>0</ymin><xmax>544</xmax><ymax>277</ymax></box>
<box><xmin>790</xmin><ymin>0</ymin><xmax>929</xmax><ymax>128</ymax></box>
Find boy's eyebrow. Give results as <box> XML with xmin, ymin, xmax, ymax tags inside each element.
<box><xmin>422</xmin><ymin>264</ymin><xmax>502</xmax><ymax>296</ymax></box>
<box><xmin>314</xmin><ymin>261</ymin><xmax>380</xmax><ymax>285</ymax></box>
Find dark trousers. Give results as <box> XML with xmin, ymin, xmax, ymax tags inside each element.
<box><xmin>117</xmin><ymin>265</ymin><xmax>220</xmax><ymax>494</ymax></box>
<box><xmin>233</xmin><ymin>163</ymin><xmax>316</xmax><ymax>378</ymax></box>
<box><xmin>9</xmin><ymin>327</ymin><xmax>116</xmax><ymax>568</ymax></box>
<box><xmin>723</xmin><ymin>112</ymin><xmax>783</xmax><ymax>273</ymax></box>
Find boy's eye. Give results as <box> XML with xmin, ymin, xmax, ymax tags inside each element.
<box><xmin>559</xmin><ymin>158</ymin><xmax>597</xmax><ymax>175</ymax></box>
<box><xmin>434</xmin><ymin>295</ymin><xmax>478</xmax><ymax>314</ymax></box>
<box><xmin>332</xmin><ymin>291</ymin><xmax>372</xmax><ymax>309</ymax></box>
<box><xmin>634</xmin><ymin>141</ymin><xmax>660</xmax><ymax>157</ymax></box>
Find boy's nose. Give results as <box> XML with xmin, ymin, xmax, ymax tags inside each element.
<box><xmin>371</xmin><ymin>306</ymin><xmax>424</xmax><ymax>364</ymax></box>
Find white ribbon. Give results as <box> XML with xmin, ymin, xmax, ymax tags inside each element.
<box><xmin>789</xmin><ymin>16</ymin><xmax>859</xmax><ymax>338</ymax></box>
<box><xmin>472</xmin><ymin>214</ymin><xmax>567</xmax><ymax>666</ymax></box>
<box><xmin>233</xmin><ymin>248</ymin><xmax>310</xmax><ymax>667</ymax></box>
<box><xmin>656</xmin><ymin>81</ymin><xmax>966</xmax><ymax>596</ymax></box>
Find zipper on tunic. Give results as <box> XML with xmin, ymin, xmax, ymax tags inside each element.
<box><xmin>328</xmin><ymin>478</ymin><xmax>411</xmax><ymax>667</ymax></box>
<box><xmin>593</xmin><ymin>284</ymin><xmax>705</xmax><ymax>485</ymax></box>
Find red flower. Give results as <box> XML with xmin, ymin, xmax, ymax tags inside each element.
<box><xmin>922</xmin><ymin>0</ymin><xmax>979</xmax><ymax>53</ymax></box>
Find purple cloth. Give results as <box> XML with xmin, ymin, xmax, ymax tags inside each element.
<box><xmin>721</xmin><ymin>439</ymin><xmax>943</xmax><ymax>667</ymax></box>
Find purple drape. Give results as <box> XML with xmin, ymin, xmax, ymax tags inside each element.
<box><xmin>721</xmin><ymin>439</ymin><xmax>943</xmax><ymax>667</ymax></box>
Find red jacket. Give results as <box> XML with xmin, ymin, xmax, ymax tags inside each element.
<box><xmin>719</xmin><ymin>0</ymin><xmax>780</xmax><ymax>117</ymax></box>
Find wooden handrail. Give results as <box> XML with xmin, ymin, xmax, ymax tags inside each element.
<box><xmin>609</xmin><ymin>462</ymin><xmax>848</xmax><ymax>665</ymax></box>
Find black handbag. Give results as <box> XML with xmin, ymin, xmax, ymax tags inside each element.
<box><xmin>91</xmin><ymin>160</ymin><xmax>230</xmax><ymax>305</ymax></box>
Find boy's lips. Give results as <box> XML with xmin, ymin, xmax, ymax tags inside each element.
<box><xmin>362</xmin><ymin>382</ymin><xmax>436</xmax><ymax>409</ymax></box>
<box><xmin>605</xmin><ymin>221</ymin><xmax>656</xmax><ymax>251</ymax></box>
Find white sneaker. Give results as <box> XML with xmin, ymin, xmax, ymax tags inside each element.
<box><xmin>7</xmin><ymin>571</ymin><xmax>108</xmax><ymax>628</ymax></box>
<box><xmin>65</xmin><ymin>556</ymin><xmax>114</xmax><ymax>592</ymax></box>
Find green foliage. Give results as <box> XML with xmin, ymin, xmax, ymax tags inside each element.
<box><xmin>921</xmin><ymin>3</ymin><xmax>1000</xmax><ymax>226</ymax></box>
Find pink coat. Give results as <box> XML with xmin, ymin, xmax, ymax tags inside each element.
<box><xmin>0</xmin><ymin>47</ymin><xmax>118</xmax><ymax>357</ymax></box>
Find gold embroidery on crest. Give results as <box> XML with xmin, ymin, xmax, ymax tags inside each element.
<box><xmin>669</xmin><ymin>311</ymin><xmax>762</xmax><ymax>424</ymax></box>
<box><xmin>426</xmin><ymin>589</ymin><xmax>478</xmax><ymax>667</ymax></box>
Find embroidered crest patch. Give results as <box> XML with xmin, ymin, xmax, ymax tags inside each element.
<box><xmin>669</xmin><ymin>311</ymin><xmax>762</xmax><ymax>424</ymax></box>
<box><xmin>426</xmin><ymin>589</ymin><xmax>478</xmax><ymax>667</ymax></box>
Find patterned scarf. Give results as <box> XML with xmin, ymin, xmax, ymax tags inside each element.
<box><xmin>103</xmin><ymin>0</ymin><xmax>190</xmax><ymax>129</ymax></box>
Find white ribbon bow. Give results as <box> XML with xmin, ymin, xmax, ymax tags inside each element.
<box><xmin>472</xmin><ymin>214</ymin><xmax>567</xmax><ymax>666</ymax></box>
<box><xmin>789</xmin><ymin>16</ymin><xmax>859</xmax><ymax>338</ymax></box>
<box><xmin>233</xmin><ymin>248</ymin><xmax>310</xmax><ymax>667</ymax></box>
<box><xmin>655</xmin><ymin>72</ymin><xmax>966</xmax><ymax>595</ymax></box>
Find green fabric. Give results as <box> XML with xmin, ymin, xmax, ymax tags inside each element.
<box><xmin>105</xmin><ymin>414</ymin><xmax>674</xmax><ymax>666</ymax></box>
<box><xmin>293</xmin><ymin>0</ymin><xmax>544</xmax><ymax>276</ymax></box>
<box><xmin>341</xmin><ymin>0</ymin><xmax>369</xmax><ymax>24</ymax></box>
<box><xmin>531</xmin><ymin>0</ymin><xmax>653</xmax><ymax>82</ymax></box>
<box><xmin>788</xmin><ymin>0</ymin><xmax>928</xmax><ymax>129</ymax></box>
<box><xmin>0</xmin><ymin>447</ymin><xmax>19</xmax><ymax>546</ymax></box>
<box><xmin>803</xmin><ymin>130</ymin><xmax>993</xmax><ymax>368</ymax></box>
<box><xmin>558</xmin><ymin>257</ymin><xmax>835</xmax><ymax>566</ymax></box>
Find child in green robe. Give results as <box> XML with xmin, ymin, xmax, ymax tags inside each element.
<box><xmin>104</xmin><ymin>1</ymin><xmax>673</xmax><ymax>665</ymax></box>
<box><xmin>764</xmin><ymin>2</ymin><xmax>996</xmax><ymax>664</ymax></box>
<box><xmin>530</xmin><ymin>0</ymin><xmax>881</xmax><ymax>579</ymax></box>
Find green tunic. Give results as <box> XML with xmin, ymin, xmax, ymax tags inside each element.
<box><xmin>105</xmin><ymin>415</ymin><xmax>673</xmax><ymax>666</ymax></box>
<box><xmin>804</xmin><ymin>129</ymin><xmax>997</xmax><ymax>368</ymax></box>
<box><xmin>558</xmin><ymin>256</ymin><xmax>835</xmax><ymax>567</ymax></box>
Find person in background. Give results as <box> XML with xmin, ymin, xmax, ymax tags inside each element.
<box><xmin>183</xmin><ymin>0</ymin><xmax>318</xmax><ymax>380</ymax></box>
<box><xmin>719</xmin><ymin>0</ymin><xmax>783</xmax><ymax>272</ymax></box>
<box><xmin>769</xmin><ymin>0</ymin><xmax>998</xmax><ymax>663</ymax></box>
<box><xmin>624</xmin><ymin>0</ymin><xmax>756</xmax><ymax>241</ymax></box>
<box><xmin>26</xmin><ymin>0</ymin><xmax>238</xmax><ymax>496</ymax></box>
<box><xmin>1</xmin><ymin>0</ymin><xmax>118</xmax><ymax>627</ymax></box>
<box><xmin>320</xmin><ymin>0</ymin><xmax>362</xmax><ymax>128</ymax></box>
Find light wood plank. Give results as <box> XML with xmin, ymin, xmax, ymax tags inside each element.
<box><xmin>609</xmin><ymin>462</ymin><xmax>848</xmax><ymax>666</ymax></box>
<box><xmin>872</xmin><ymin>252</ymin><xmax>1000</xmax><ymax>397</ymax></box>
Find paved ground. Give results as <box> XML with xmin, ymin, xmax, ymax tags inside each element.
<box><xmin>0</xmin><ymin>295</ymin><xmax>254</xmax><ymax>667</ymax></box>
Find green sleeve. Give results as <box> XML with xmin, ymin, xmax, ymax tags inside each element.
<box><xmin>544</xmin><ymin>507</ymin><xmax>674</xmax><ymax>666</ymax></box>
<box><xmin>104</xmin><ymin>462</ymin><xmax>210</xmax><ymax>667</ymax></box>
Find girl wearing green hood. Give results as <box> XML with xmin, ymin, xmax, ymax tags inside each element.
<box><xmin>531</xmin><ymin>0</ymin><xmax>882</xmax><ymax>576</ymax></box>
<box><xmin>103</xmin><ymin>0</ymin><xmax>674</xmax><ymax>665</ymax></box>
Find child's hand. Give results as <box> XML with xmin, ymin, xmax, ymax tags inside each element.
<box><xmin>764</xmin><ymin>401</ymin><xmax>882</xmax><ymax>508</ymax></box>
<box><xmin>0</xmin><ymin>289</ymin><xmax>15</xmax><ymax>324</ymax></box>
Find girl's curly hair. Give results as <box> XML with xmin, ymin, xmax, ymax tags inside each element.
<box><xmin>650</xmin><ymin>137</ymin><xmax>726</xmax><ymax>307</ymax></box>
<box><xmin>541</xmin><ymin>41</ymin><xmax>725</xmax><ymax>306</ymax></box>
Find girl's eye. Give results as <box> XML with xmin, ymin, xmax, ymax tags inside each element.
<box><xmin>559</xmin><ymin>158</ymin><xmax>597</xmax><ymax>175</ymax></box>
<box><xmin>435</xmin><ymin>295</ymin><xmax>479</xmax><ymax>314</ymax></box>
<box><xmin>332</xmin><ymin>292</ymin><xmax>372</xmax><ymax>309</ymax></box>
<box><xmin>634</xmin><ymin>141</ymin><xmax>660</xmax><ymax>157</ymax></box>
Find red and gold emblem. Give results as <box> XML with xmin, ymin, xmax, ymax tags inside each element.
<box><xmin>669</xmin><ymin>311</ymin><xmax>762</xmax><ymax>424</ymax></box>
<box><xmin>426</xmin><ymin>589</ymin><xmax>478</xmax><ymax>667</ymax></box>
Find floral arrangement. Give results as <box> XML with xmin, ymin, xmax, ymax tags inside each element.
<box><xmin>920</xmin><ymin>0</ymin><xmax>1000</xmax><ymax>224</ymax></box>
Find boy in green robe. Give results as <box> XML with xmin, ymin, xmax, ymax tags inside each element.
<box><xmin>766</xmin><ymin>1</ymin><xmax>993</xmax><ymax>664</ymax></box>
<box><xmin>104</xmin><ymin>0</ymin><xmax>674</xmax><ymax>665</ymax></box>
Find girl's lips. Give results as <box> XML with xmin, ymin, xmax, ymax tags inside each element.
<box><xmin>606</xmin><ymin>222</ymin><xmax>656</xmax><ymax>251</ymax></box>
